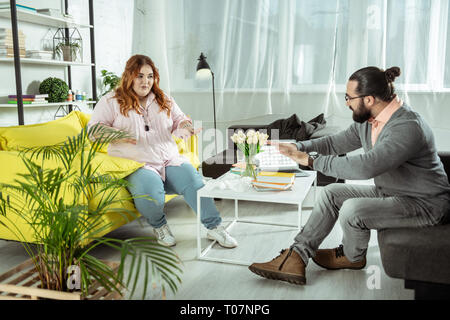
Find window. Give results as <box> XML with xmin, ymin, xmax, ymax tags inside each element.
<box><xmin>445</xmin><ymin>2</ymin><xmax>450</xmax><ymax>88</ymax></box>
<box><xmin>174</xmin><ymin>0</ymin><xmax>450</xmax><ymax>91</ymax></box>
<box><xmin>386</xmin><ymin>0</ymin><xmax>432</xmax><ymax>85</ymax></box>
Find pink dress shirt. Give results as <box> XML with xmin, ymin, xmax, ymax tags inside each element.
<box><xmin>368</xmin><ymin>96</ymin><xmax>403</xmax><ymax>146</ymax></box>
<box><xmin>88</xmin><ymin>91</ymin><xmax>192</xmax><ymax>181</ymax></box>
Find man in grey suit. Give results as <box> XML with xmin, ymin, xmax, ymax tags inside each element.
<box><xmin>248</xmin><ymin>66</ymin><xmax>450</xmax><ymax>285</ymax></box>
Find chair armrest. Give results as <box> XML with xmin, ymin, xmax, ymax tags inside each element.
<box><xmin>438</xmin><ymin>151</ymin><xmax>450</xmax><ymax>179</ymax></box>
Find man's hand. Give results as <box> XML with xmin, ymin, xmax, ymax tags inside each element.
<box><xmin>279</xmin><ymin>148</ymin><xmax>309</xmax><ymax>167</ymax></box>
<box><xmin>267</xmin><ymin>140</ymin><xmax>298</xmax><ymax>154</ymax></box>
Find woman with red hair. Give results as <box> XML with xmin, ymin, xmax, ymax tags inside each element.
<box><xmin>88</xmin><ymin>54</ymin><xmax>237</xmax><ymax>248</ymax></box>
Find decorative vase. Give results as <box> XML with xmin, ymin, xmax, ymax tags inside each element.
<box><xmin>242</xmin><ymin>154</ymin><xmax>257</xmax><ymax>179</ymax></box>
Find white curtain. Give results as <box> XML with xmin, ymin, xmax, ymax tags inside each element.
<box><xmin>133</xmin><ymin>0</ymin><xmax>450</xmax><ymax>148</ymax></box>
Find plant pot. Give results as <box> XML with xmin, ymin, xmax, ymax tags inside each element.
<box><xmin>61</xmin><ymin>46</ymin><xmax>76</xmax><ymax>62</ymax></box>
<box><xmin>0</xmin><ymin>259</ymin><xmax>123</xmax><ymax>300</ymax></box>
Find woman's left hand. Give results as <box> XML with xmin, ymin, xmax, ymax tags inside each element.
<box><xmin>179</xmin><ymin>120</ymin><xmax>202</xmax><ymax>135</ymax></box>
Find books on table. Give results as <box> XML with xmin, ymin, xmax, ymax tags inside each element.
<box><xmin>251</xmin><ymin>171</ymin><xmax>296</xmax><ymax>191</ymax></box>
<box><xmin>255</xmin><ymin>171</ymin><xmax>295</xmax><ymax>184</ymax></box>
<box><xmin>252</xmin><ymin>180</ymin><xmax>294</xmax><ymax>191</ymax></box>
<box><xmin>230</xmin><ymin>162</ymin><xmax>256</xmax><ymax>175</ymax></box>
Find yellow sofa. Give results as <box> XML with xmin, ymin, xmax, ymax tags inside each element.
<box><xmin>0</xmin><ymin>111</ymin><xmax>200</xmax><ymax>243</ymax></box>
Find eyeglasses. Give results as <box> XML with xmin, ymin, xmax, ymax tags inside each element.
<box><xmin>345</xmin><ymin>94</ymin><xmax>368</xmax><ymax>102</ymax></box>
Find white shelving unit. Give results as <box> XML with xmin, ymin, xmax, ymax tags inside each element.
<box><xmin>0</xmin><ymin>8</ymin><xmax>92</xmax><ymax>28</ymax></box>
<box><xmin>0</xmin><ymin>57</ymin><xmax>94</xmax><ymax>66</ymax></box>
<box><xmin>1</xmin><ymin>0</ymin><xmax>97</xmax><ymax>125</ymax></box>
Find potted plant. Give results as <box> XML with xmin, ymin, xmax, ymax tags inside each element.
<box><xmin>0</xmin><ymin>124</ymin><xmax>183</xmax><ymax>299</ymax></box>
<box><xmin>55</xmin><ymin>41</ymin><xmax>81</xmax><ymax>62</ymax></box>
<box><xmin>39</xmin><ymin>77</ymin><xmax>69</xmax><ymax>103</ymax></box>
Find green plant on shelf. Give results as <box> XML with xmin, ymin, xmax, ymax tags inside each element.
<box><xmin>100</xmin><ymin>70</ymin><xmax>121</xmax><ymax>97</ymax></box>
<box><xmin>39</xmin><ymin>77</ymin><xmax>69</xmax><ymax>103</ymax></box>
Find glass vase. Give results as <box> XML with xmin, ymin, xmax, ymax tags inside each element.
<box><xmin>242</xmin><ymin>154</ymin><xmax>257</xmax><ymax>179</ymax></box>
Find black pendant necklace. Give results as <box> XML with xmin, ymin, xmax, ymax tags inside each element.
<box><xmin>142</xmin><ymin>104</ymin><xmax>150</xmax><ymax>131</ymax></box>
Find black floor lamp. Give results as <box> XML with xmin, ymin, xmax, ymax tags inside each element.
<box><xmin>196</xmin><ymin>52</ymin><xmax>217</xmax><ymax>155</ymax></box>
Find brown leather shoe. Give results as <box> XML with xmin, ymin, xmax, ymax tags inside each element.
<box><xmin>248</xmin><ymin>248</ymin><xmax>306</xmax><ymax>285</ymax></box>
<box><xmin>312</xmin><ymin>245</ymin><xmax>366</xmax><ymax>270</ymax></box>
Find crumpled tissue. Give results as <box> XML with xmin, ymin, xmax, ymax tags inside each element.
<box><xmin>205</xmin><ymin>174</ymin><xmax>253</xmax><ymax>192</ymax></box>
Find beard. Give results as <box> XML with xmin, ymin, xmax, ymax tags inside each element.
<box><xmin>352</xmin><ymin>99</ymin><xmax>372</xmax><ymax>123</ymax></box>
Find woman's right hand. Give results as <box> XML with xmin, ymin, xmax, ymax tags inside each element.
<box><xmin>266</xmin><ymin>140</ymin><xmax>298</xmax><ymax>153</ymax></box>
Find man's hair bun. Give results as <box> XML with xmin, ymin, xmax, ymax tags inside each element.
<box><xmin>385</xmin><ymin>67</ymin><xmax>401</xmax><ymax>83</ymax></box>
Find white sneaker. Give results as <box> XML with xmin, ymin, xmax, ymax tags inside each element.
<box><xmin>206</xmin><ymin>224</ymin><xmax>238</xmax><ymax>248</ymax></box>
<box><xmin>153</xmin><ymin>224</ymin><xmax>176</xmax><ymax>247</ymax></box>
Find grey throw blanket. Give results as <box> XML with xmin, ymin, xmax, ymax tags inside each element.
<box><xmin>266</xmin><ymin>113</ymin><xmax>326</xmax><ymax>141</ymax></box>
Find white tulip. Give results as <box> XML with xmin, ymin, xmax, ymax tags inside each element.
<box><xmin>247</xmin><ymin>129</ymin><xmax>256</xmax><ymax>138</ymax></box>
<box><xmin>259</xmin><ymin>133</ymin><xmax>269</xmax><ymax>145</ymax></box>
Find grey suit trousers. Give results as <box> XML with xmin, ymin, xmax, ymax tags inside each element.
<box><xmin>291</xmin><ymin>183</ymin><xmax>449</xmax><ymax>265</ymax></box>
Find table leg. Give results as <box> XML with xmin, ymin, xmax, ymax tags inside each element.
<box><xmin>197</xmin><ymin>194</ymin><xmax>201</xmax><ymax>259</ymax></box>
<box><xmin>314</xmin><ymin>174</ymin><xmax>317</xmax><ymax>203</ymax></box>
<box><xmin>298</xmin><ymin>203</ymin><xmax>303</xmax><ymax>231</ymax></box>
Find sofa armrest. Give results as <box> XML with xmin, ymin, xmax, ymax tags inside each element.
<box><xmin>438</xmin><ymin>151</ymin><xmax>450</xmax><ymax>178</ymax></box>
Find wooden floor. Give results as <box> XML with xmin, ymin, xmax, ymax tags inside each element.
<box><xmin>0</xmin><ymin>186</ymin><xmax>413</xmax><ymax>300</ymax></box>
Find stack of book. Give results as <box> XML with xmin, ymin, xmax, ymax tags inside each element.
<box><xmin>36</xmin><ymin>8</ymin><xmax>64</xmax><ymax>18</ymax></box>
<box><xmin>0</xmin><ymin>28</ymin><xmax>26</xmax><ymax>58</ymax></box>
<box><xmin>230</xmin><ymin>162</ymin><xmax>246</xmax><ymax>175</ymax></box>
<box><xmin>7</xmin><ymin>94</ymin><xmax>49</xmax><ymax>104</ymax></box>
<box><xmin>26</xmin><ymin>50</ymin><xmax>53</xmax><ymax>60</ymax></box>
<box><xmin>251</xmin><ymin>171</ymin><xmax>295</xmax><ymax>191</ymax></box>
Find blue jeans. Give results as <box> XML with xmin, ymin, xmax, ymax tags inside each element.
<box><xmin>125</xmin><ymin>163</ymin><xmax>222</xmax><ymax>229</ymax></box>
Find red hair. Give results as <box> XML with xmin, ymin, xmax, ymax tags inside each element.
<box><xmin>114</xmin><ymin>54</ymin><xmax>171</xmax><ymax>117</ymax></box>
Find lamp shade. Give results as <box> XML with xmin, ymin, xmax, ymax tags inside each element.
<box><xmin>196</xmin><ymin>52</ymin><xmax>212</xmax><ymax>79</ymax></box>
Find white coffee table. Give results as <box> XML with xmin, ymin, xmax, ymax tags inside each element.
<box><xmin>196</xmin><ymin>170</ymin><xmax>317</xmax><ymax>266</ymax></box>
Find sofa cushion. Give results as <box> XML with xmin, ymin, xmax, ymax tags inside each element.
<box><xmin>377</xmin><ymin>224</ymin><xmax>450</xmax><ymax>285</ymax></box>
<box><xmin>0</xmin><ymin>111</ymin><xmax>84</xmax><ymax>151</ymax></box>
